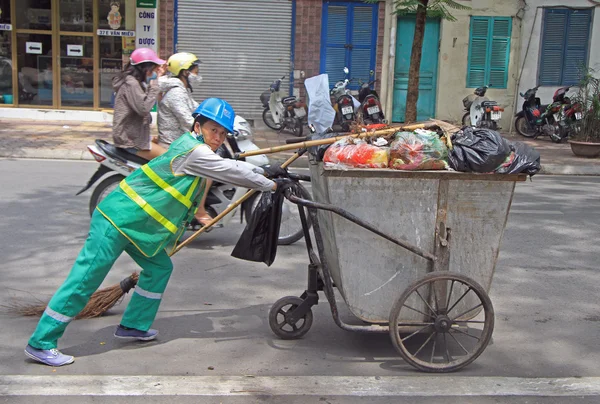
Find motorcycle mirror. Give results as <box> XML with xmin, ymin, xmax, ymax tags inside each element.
<box><xmin>369</xmin><ymin>70</ymin><xmax>374</xmax><ymax>76</ymax></box>
<box><xmin>343</xmin><ymin>67</ymin><xmax>349</xmax><ymax>74</ymax></box>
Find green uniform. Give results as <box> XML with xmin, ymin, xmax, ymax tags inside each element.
<box><xmin>29</xmin><ymin>133</ymin><xmax>205</xmax><ymax>350</ymax></box>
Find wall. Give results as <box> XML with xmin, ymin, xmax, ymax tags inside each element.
<box><xmin>159</xmin><ymin>0</ymin><xmax>175</xmax><ymax>60</ymax></box>
<box><xmin>293</xmin><ymin>0</ymin><xmax>385</xmax><ymax>99</ymax></box>
<box><xmin>518</xmin><ymin>0</ymin><xmax>600</xmax><ymax>104</ymax></box>
<box><xmin>435</xmin><ymin>0</ymin><xmax>523</xmax><ymax>129</ymax></box>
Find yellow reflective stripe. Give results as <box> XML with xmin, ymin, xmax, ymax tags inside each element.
<box><xmin>120</xmin><ymin>181</ymin><xmax>178</xmax><ymax>234</ymax></box>
<box><xmin>142</xmin><ymin>165</ymin><xmax>192</xmax><ymax>209</ymax></box>
<box><xmin>186</xmin><ymin>176</ymin><xmax>201</xmax><ymax>200</ymax></box>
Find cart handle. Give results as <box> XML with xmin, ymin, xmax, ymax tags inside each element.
<box><xmin>285</xmin><ymin>191</ymin><xmax>436</xmax><ymax>262</ymax></box>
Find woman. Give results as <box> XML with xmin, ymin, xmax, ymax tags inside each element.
<box><xmin>112</xmin><ymin>47</ymin><xmax>167</xmax><ymax>160</ymax></box>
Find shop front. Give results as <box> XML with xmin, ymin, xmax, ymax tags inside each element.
<box><xmin>0</xmin><ymin>0</ymin><xmax>160</xmax><ymax>111</ymax></box>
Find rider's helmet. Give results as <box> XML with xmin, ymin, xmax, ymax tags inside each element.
<box><xmin>130</xmin><ymin>48</ymin><xmax>166</xmax><ymax>66</ymax></box>
<box><xmin>192</xmin><ymin>98</ymin><xmax>235</xmax><ymax>134</ymax></box>
<box><xmin>167</xmin><ymin>52</ymin><xmax>201</xmax><ymax>76</ymax></box>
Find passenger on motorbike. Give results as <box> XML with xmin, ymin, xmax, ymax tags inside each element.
<box><xmin>24</xmin><ymin>98</ymin><xmax>288</xmax><ymax>367</ymax></box>
<box><xmin>111</xmin><ymin>47</ymin><xmax>167</xmax><ymax>160</ymax></box>
<box><xmin>156</xmin><ymin>52</ymin><xmax>214</xmax><ymax>226</ymax></box>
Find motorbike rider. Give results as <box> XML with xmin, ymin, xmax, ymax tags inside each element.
<box><xmin>157</xmin><ymin>52</ymin><xmax>202</xmax><ymax>148</ymax></box>
<box><xmin>24</xmin><ymin>98</ymin><xmax>289</xmax><ymax>367</ymax></box>
<box><xmin>112</xmin><ymin>47</ymin><xmax>167</xmax><ymax>160</ymax></box>
<box><xmin>156</xmin><ymin>52</ymin><xmax>214</xmax><ymax>226</ymax></box>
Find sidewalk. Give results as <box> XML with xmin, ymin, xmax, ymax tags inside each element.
<box><xmin>1</xmin><ymin>117</ymin><xmax>599</xmax><ymax>175</ymax></box>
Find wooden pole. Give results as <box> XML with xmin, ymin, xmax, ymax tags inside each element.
<box><xmin>237</xmin><ymin>123</ymin><xmax>434</xmax><ymax>158</ymax></box>
<box><xmin>168</xmin><ymin>151</ymin><xmax>302</xmax><ymax>256</ymax></box>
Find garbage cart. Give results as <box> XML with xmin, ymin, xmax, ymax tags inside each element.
<box><xmin>269</xmin><ymin>160</ymin><xmax>526</xmax><ymax>373</ymax></box>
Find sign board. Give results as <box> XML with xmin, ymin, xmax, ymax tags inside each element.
<box><xmin>0</xmin><ymin>24</ymin><xmax>12</xmax><ymax>31</ymax></box>
<box><xmin>135</xmin><ymin>0</ymin><xmax>157</xmax><ymax>52</ymax></box>
<box><xmin>67</xmin><ymin>44</ymin><xmax>83</xmax><ymax>57</ymax></box>
<box><xmin>26</xmin><ymin>42</ymin><xmax>42</xmax><ymax>54</ymax></box>
<box><xmin>97</xmin><ymin>29</ymin><xmax>135</xmax><ymax>37</ymax></box>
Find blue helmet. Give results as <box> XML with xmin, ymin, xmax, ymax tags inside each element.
<box><xmin>192</xmin><ymin>98</ymin><xmax>235</xmax><ymax>134</ymax></box>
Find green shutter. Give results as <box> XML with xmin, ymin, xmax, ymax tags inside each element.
<box><xmin>539</xmin><ymin>9</ymin><xmax>568</xmax><ymax>86</ymax></box>
<box><xmin>467</xmin><ymin>17</ymin><xmax>489</xmax><ymax>88</ymax></box>
<box><xmin>467</xmin><ymin>17</ymin><xmax>512</xmax><ymax>89</ymax></box>
<box><xmin>563</xmin><ymin>9</ymin><xmax>592</xmax><ymax>85</ymax></box>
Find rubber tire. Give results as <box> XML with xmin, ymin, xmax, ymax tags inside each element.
<box><xmin>515</xmin><ymin>116</ymin><xmax>536</xmax><ymax>138</ymax></box>
<box><xmin>292</xmin><ymin>120</ymin><xmax>304</xmax><ymax>137</ymax></box>
<box><xmin>245</xmin><ymin>182</ymin><xmax>312</xmax><ymax>245</ymax></box>
<box><xmin>389</xmin><ymin>271</ymin><xmax>494</xmax><ymax>373</ymax></box>
<box><xmin>262</xmin><ymin>108</ymin><xmax>282</xmax><ymax>130</ymax></box>
<box><xmin>89</xmin><ymin>174</ymin><xmax>125</xmax><ymax>216</ymax></box>
<box><xmin>269</xmin><ymin>296</ymin><xmax>313</xmax><ymax>340</ymax></box>
<box><xmin>462</xmin><ymin>112</ymin><xmax>471</xmax><ymax>127</ymax></box>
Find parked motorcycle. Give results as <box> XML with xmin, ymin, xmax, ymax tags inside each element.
<box><xmin>260</xmin><ymin>75</ymin><xmax>307</xmax><ymax>137</ymax></box>
<box><xmin>462</xmin><ymin>86</ymin><xmax>504</xmax><ymax>130</ymax></box>
<box><xmin>330</xmin><ymin>67</ymin><xmax>357</xmax><ymax>132</ymax></box>
<box><xmin>357</xmin><ymin>74</ymin><xmax>385</xmax><ymax>124</ymax></box>
<box><xmin>77</xmin><ymin>116</ymin><xmax>309</xmax><ymax>245</ymax></box>
<box><xmin>514</xmin><ymin>86</ymin><xmax>581</xmax><ymax>143</ymax></box>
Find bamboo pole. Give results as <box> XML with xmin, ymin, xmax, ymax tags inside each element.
<box><xmin>168</xmin><ymin>151</ymin><xmax>302</xmax><ymax>256</ymax></box>
<box><xmin>237</xmin><ymin>123</ymin><xmax>436</xmax><ymax>158</ymax></box>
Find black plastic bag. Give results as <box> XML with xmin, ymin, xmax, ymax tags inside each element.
<box><xmin>308</xmin><ymin>129</ymin><xmax>343</xmax><ymax>162</ymax></box>
<box><xmin>448</xmin><ymin>127</ymin><xmax>511</xmax><ymax>173</ymax></box>
<box><xmin>231</xmin><ymin>190</ymin><xmax>284</xmax><ymax>266</ymax></box>
<box><xmin>495</xmin><ymin>141</ymin><xmax>541</xmax><ymax>176</ymax></box>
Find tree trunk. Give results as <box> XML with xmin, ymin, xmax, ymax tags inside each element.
<box><xmin>405</xmin><ymin>0</ymin><xmax>428</xmax><ymax>123</ymax></box>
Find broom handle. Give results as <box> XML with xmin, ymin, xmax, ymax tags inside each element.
<box><xmin>169</xmin><ymin>151</ymin><xmax>302</xmax><ymax>256</ymax></box>
<box><xmin>236</xmin><ymin>123</ymin><xmax>433</xmax><ymax>158</ymax></box>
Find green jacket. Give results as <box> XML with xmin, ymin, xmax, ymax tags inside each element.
<box><xmin>97</xmin><ymin>132</ymin><xmax>205</xmax><ymax>257</ymax></box>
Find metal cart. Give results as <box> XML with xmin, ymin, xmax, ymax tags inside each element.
<box><xmin>268</xmin><ymin>158</ymin><xmax>526</xmax><ymax>372</ymax></box>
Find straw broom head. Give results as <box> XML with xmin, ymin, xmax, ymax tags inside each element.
<box><xmin>2</xmin><ymin>272</ymin><xmax>139</xmax><ymax>320</ymax></box>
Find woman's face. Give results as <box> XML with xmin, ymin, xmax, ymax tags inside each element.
<box><xmin>195</xmin><ymin>120</ymin><xmax>228</xmax><ymax>151</ymax></box>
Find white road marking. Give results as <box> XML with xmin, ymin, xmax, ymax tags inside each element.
<box><xmin>1</xmin><ymin>375</ymin><xmax>600</xmax><ymax>397</ymax></box>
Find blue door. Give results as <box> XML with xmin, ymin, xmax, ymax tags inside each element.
<box><xmin>393</xmin><ymin>17</ymin><xmax>440</xmax><ymax>122</ymax></box>
<box><xmin>320</xmin><ymin>1</ymin><xmax>378</xmax><ymax>90</ymax></box>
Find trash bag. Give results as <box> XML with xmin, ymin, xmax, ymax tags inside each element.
<box><xmin>495</xmin><ymin>141</ymin><xmax>541</xmax><ymax>176</ymax></box>
<box><xmin>308</xmin><ymin>129</ymin><xmax>342</xmax><ymax>162</ymax></box>
<box><xmin>323</xmin><ymin>138</ymin><xmax>389</xmax><ymax>169</ymax></box>
<box><xmin>389</xmin><ymin>130</ymin><xmax>448</xmax><ymax>170</ymax></box>
<box><xmin>231</xmin><ymin>190</ymin><xmax>284</xmax><ymax>266</ymax></box>
<box><xmin>448</xmin><ymin>127</ymin><xmax>511</xmax><ymax>173</ymax></box>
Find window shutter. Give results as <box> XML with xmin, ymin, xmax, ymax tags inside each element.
<box><xmin>467</xmin><ymin>17</ymin><xmax>489</xmax><ymax>88</ymax></box>
<box><xmin>324</xmin><ymin>5</ymin><xmax>348</xmax><ymax>85</ymax></box>
<box><xmin>350</xmin><ymin>6</ymin><xmax>374</xmax><ymax>86</ymax></box>
<box><xmin>539</xmin><ymin>9</ymin><xmax>568</xmax><ymax>86</ymax></box>
<box><xmin>562</xmin><ymin>9</ymin><xmax>592</xmax><ymax>85</ymax></box>
<box><xmin>489</xmin><ymin>18</ymin><xmax>511</xmax><ymax>88</ymax></box>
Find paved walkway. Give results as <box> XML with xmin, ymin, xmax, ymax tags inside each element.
<box><xmin>0</xmin><ymin>118</ymin><xmax>598</xmax><ymax>174</ymax></box>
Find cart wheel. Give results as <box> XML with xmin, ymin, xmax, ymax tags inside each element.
<box><xmin>389</xmin><ymin>272</ymin><xmax>494</xmax><ymax>373</ymax></box>
<box><xmin>269</xmin><ymin>296</ymin><xmax>313</xmax><ymax>340</ymax></box>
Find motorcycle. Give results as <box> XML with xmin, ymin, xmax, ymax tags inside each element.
<box><xmin>330</xmin><ymin>67</ymin><xmax>357</xmax><ymax>132</ymax></box>
<box><xmin>76</xmin><ymin>116</ymin><xmax>310</xmax><ymax>245</ymax></box>
<box><xmin>260</xmin><ymin>75</ymin><xmax>307</xmax><ymax>137</ymax></box>
<box><xmin>514</xmin><ymin>86</ymin><xmax>581</xmax><ymax>143</ymax></box>
<box><xmin>357</xmin><ymin>73</ymin><xmax>385</xmax><ymax>124</ymax></box>
<box><xmin>461</xmin><ymin>86</ymin><xmax>504</xmax><ymax>130</ymax></box>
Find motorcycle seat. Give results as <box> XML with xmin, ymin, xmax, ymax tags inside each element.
<box><xmin>481</xmin><ymin>100</ymin><xmax>498</xmax><ymax>107</ymax></box>
<box><xmin>282</xmin><ymin>96</ymin><xmax>297</xmax><ymax>105</ymax></box>
<box><xmin>95</xmin><ymin>139</ymin><xmax>148</xmax><ymax>165</ymax></box>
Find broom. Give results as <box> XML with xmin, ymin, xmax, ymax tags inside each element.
<box><xmin>4</xmin><ymin>272</ymin><xmax>139</xmax><ymax>320</ymax></box>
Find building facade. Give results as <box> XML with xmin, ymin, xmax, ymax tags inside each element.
<box><xmin>0</xmin><ymin>0</ymin><xmax>173</xmax><ymax>113</ymax></box>
<box><xmin>517</xmin><ymin>1</ymin><xmax>599</xmax><ymax>110</ymax></box>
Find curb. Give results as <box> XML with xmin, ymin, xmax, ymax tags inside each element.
<box><xmin>2</xmin><ymin>148</ymin><xmax>600</xmax><ymax>175</ymax></box>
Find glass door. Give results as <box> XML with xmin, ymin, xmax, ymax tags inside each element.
<box><xmin>58</xmin><ymin>0</ymin><xmax>94</xmax><ymax>108</ymax></box>
<box><xmin>0</xmin><ymin>0</ymin><xmax>13</xmax><ymax>105</ymax></box>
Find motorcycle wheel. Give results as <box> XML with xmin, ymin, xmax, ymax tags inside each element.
<box><xmin>89</xmin><ymin>174</ymin><xmax>124</xmax><ymax>216</ymax></box>
<box><xmin>462</xmin><ymin>112</ymin><xmax>471</xmax><ymax>127</ymax></box>
<box><xmin>515</xmin><ymin>116</ymin><xmax>536</xmax><ymax>138</ymax></box>
<box><xmin>262</xmin><ymin>108</ymin><xmax>282</xmax><ymax>131</ymax></box>
<box><xmin>245</xmin><ymin>182</ymin><xmax>312</xmax><ymax>245</ymax></box>
<box><xmin>341</xmin><ymin>122</ymin><xmax>351</xmax><ymax>132</ymax></box>
<box><xmin>292</xmin><ymin>120</ymin><xmax>303</xmax><ymax>137</ymax></box>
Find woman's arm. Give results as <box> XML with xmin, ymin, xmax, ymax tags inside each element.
<box><xmin>124</xmin><ymin>77</ymin><xmax>160</xmax><ymax>116</ymax></box>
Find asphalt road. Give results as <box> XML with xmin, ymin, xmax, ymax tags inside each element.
<box><xmin>0</xmin><ymin>158</ymin><xmax>599</xmax><ymax>402</ymax></box>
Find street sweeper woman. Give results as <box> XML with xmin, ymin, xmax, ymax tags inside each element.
<box><xmin>24</xmin><ymin>98</ymin><xmax>286</xmax><ymax>367</ymax></box>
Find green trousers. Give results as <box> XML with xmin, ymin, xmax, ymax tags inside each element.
<box><xmin>28</xmin><ymin>210</ymin><xmax>174</xmax><ymax>350</ymax></box>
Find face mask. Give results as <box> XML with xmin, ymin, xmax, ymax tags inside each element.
<box><xmin>147</xmin><ymin>72</ymin><xmax>158</xmax><ymax>83</ymax></box>
<box><xmin>188</xmin><ymin>73</ymin><xmax>203</xmax><ymax>86</ymax></box>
